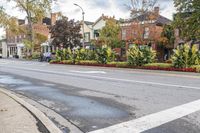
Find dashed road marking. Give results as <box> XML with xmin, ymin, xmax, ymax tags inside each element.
<box><xmin>1</xmin><ymin>65</ymin><xmax>200</xmax><ymax>90</ymax></box>
<box><xmin>1</xmin><ymin>61</ymin><xmax>200</xmax><ymax>132</ymax></box>
<box><xmin>0</xmin><ymin>61</ymin><xmax>47</xmax><ymax>66</ymax></box>
<box><xmin>0</xmin><ymin>62</ymin><xmax>9</xmax><ymax>65</ymax></box>
<box><xmin>70</xmin><ymin>70</ymin><xmax>106</xmax><ymax>74</ymax></box>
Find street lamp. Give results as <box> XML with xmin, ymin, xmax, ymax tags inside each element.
<box><xmin>74</xmin><ymin>3</ymin><xmax>85</xmax><ymax>48</ymax></box>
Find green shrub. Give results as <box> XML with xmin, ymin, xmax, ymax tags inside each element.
<box><xmin>56</xmin><ymin>48</ymin><xmax>73</xmax><ymax>61</ymax></box>
<box><xmin>75</xmin><ymin>49</ymin><xmax>86</xmax><ymax>62</ymax></box>
<box><xmin>63</xmin><ymin>48</ymin><xmax>73</xmax><ymax>60</ymax></box>
<box><xmin>127</xmin><ymin>45</ymin><xmax>156</xmax><ymax>66</ymax></box>
<box><xmin>144</xmin><ymin>63</ymin><xmax>172</xmax><ymax>68</ymax></box>
<box><xmin>62</xmin><ymin>60</ymin><xmax>73</xmax><ymax>64</ymax></box>
<box><xmin>32</xmin><ymin>52</ymin><xmax>40</xmax><ymax>59</ymax></box>
<box><xmin>77</xmin><ymin>60</ymin><xmax>98</xmax><ymax>65</ymax></box>
<box><xmin>165</xmin><ymin>60</ymin><xmax>172</xmax><ymax>64</ymax></box>
<box><xmin>171</xmin><ymin>44</ymin><xmax>200</xmax><ymax>68</ymax></box>
<box><xmin>96</xmin><ymin>46</ymin><xmax>116</xmax><ymax>64</ymax></box>
<box><xmin>192</xmin><ymin>65</ymin><xmax>200</xmax><ymax>73</ymax></box>
<box><xmin>106</xmin><ymin>47</ymin><xmax>116</xmax><ymax>62</ymax></box>
<box><xmin>86</xmin><ymin>50</ymin><xmax>96</xmax><ymax>60</ymax></box>
<box><xmin>108</xmin><ymin>62</ymin><xmax>129</xmax><ymax>67</ymax></box>
<box><xmin>56</xmin><ymin>49</ymin><xmax>63</xmax><ymax>61</ymax></box>
<box><xmin>50</xmin><ymin>60</ymin><xmax>60</xmax><ymax>63</ymax></box>
<box><xmin>75</xmin><ymin>49</ymin><xmax>96</xmax><ymax>62</ymax></box>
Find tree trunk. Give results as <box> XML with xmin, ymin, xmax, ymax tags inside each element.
<box><xmin>27</xmin><ymin>12</ymin><xmax>34</xmax><ymax>57</ymax></box>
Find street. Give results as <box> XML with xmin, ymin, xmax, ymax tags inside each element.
<box><xmin>1</xmin><ymin>59</ymin><xmax>200</xmax><ymax>133</ymax></box>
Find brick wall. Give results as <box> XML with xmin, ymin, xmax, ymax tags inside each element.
<box><xmin>33</xmin><ymin>24</ymin><xmax>50</xmax><ymax>38</ymax></box>
<box><xmin>120</xmin><ymin>23</ymin><xmax>164</xmax><ymax>43</ymax></box>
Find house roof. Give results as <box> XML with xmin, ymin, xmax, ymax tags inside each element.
<box><xmin>92</xmin><ymin>14</ymin><xmax>111</xmax><ymax>27</ymax></box>
<box><xmin>84</xmin><ymin>21</ymin><xmax>94</xmax><ymax>25</ymax></box>
<box><xmin>121</xmin><ymin>14</ymin><xmax>172</xmax><ymax>26</ymax></box>
<box><xmin>155</xmin><ymin>15</ymin><xmax>172</xmax><ymax>25</ymax></box>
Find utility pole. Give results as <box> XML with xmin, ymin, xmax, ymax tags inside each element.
<box><xmin>74</xmin><ymin>3</ymin><xmax>85</xmax><ymax>48</ymax></box>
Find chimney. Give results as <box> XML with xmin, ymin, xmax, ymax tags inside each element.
<box><xmin>51</xmin><ymin>13</ymin><xmax>58</xmax><ymax>25</ymax></box>
<box><xmin>154</xmin><ymin>7</ymin><xmax>160</xmax><ymax>16</ymax></box>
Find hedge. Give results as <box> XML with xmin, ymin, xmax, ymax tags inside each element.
<box><xmin>192</xmin><ymin>65</ymin><xmax>200</xmax><ymax>73</ymax></box>
<box><xmin>144</xmin><ymin>63</ymin><xmax>172</xmax><ymax>68</ymax></box>
<box><xmin>50</xmin><ymin>60</ymin><xmax>199</xmax><ymax>73</ymax></box>
<box><xmin>76</xmin><ymin>60</ymin><xmax>98</xmax><ymax>65</ymax></box>
<box><xmin>107</xmin><ymin>62</ymin><xmax>129</xmax><ymax>68</ymax></box>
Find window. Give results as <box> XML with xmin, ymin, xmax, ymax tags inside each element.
<box><xmin>144</xmin><ymin>27</ymin><xmax>150</xmax><ymax>39</ymax></box>
<box><xmin>84</xmin><ymin>32</ymin><xmax>90</xmax><ymax>42</ymax></box>
<box><xmin>94</xmin><ymin>30</ymin><xmax>99</xmax><ymax>39</ymax></box>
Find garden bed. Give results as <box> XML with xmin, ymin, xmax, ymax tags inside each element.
<box><xmin>50</xmin><ymin>61</ymin><xmax>199</xmax><ymax>73</ymax></box>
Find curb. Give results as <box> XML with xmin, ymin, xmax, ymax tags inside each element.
<box><xmin>0</xmin><ymin>88</ymin><xmax>63</xmax><ymax>133</ymax></box>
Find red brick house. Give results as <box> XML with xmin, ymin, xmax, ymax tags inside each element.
<box><xmin>120</xmin><ymin>7</ymin><xmax>172</xmax><ymax>61</ymax></box>
<box><xmin>6</xmin><ymin>13</ymin><xmax>58</xmax><ymax>58</ymax></box>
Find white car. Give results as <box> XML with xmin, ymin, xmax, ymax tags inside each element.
<box><xmin>0</xmin><ymin>53</ymin><xmax>2</xmax><ymax>58</ymax></box>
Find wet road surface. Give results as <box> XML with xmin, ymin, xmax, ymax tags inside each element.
<box><xmin>1</xmin><ymin>59</ymin><xmax>200</xmax><ymax>133</ymax></box>
<box><xmin>0</xmin><ymin>73</ymin><xmax>132</xmax><ymax>132</ymax></box>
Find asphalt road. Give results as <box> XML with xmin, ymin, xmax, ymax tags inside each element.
<box><xmin>0</xmin><ymin>59</ymin><xmax>200</xmax><ymax>133</ymax></box>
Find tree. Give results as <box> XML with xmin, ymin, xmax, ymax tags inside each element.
<box><xmin>128</xmin><ymin>0</ymin><xmax>158</xmax><ymax>19</ymax></box>
<box><xmin>174</xmin><ymin>0</ymin><xmax>200</xmax><ymax>40</ymax></box>
<box><xmin>98</xmin><ymin>18</ymin><xmax>120</xmax><ymax>48</ymax></box>
<box><xmin>1</xmin><ymin>0</ymin><xmax>51</xmax><ymax>55</ymax></box>
<box><xmin>127</xmin><ymin>0</ymin><xmax>159</xmax><ymax>44</ymax></box>
<box><xmin>50</xmin><ymin>17</ymin><xmax>82</xmax><ymax>49</ymax></box>
<box><xmin>34</xmin><ymin>33</ymin><xmax>48</xmax><ymax>51</ymax></box>
<box><xmin>10</xmin><ymin>0</ymin><xmax>51</xmax><ymax>41</ymax></box>
<box><xmin>0</xmin><ymin>7</ymin><xmax>10</xmax><ymax>27</ymax></box>
<box><xmin>160</xmin><ymin>25</ymin><xmax>175</xmax><ymax>47</ymax></box>
<box><xmin>0</xmin><ymin>7</ymin><xmax>24</xmax><ymax>34</ymax></box>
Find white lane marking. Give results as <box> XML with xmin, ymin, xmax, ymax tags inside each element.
<box><xmin>23</xmin><ymin>63</ymin><xmax>47</xmax><ymax>66</ymax></box>
<box><xmin>0</xmin><ymin>62</ymin><xmax>9</xmax><ymax>65</ymax></box>
<box><xmin>2</xmin><ymin>64</ymin><xmax>200</xmax><ymax>132</ymax></box>
<box><xmin>10</xmin><ymin>62</ymin><xmax>48</xmax><ymax>66</ymax></box>
<box><xmin>1</xmin><ymin>65</ymin><xmax>200</xmax><ymax>90</ymax></box>
<box><xmin>90</xmin><ymin>99</ymin><xmax>200</xmax><ymax>133</ymax></box>
<box><xmin>70</xmin><ymin>70</ymin><xmax>106</xmax><ymax>74</ymax></box>
<box><xmin>2</xmin><ymin>65</ymin><xmax>200</xmax><ymax>90</ymax></box>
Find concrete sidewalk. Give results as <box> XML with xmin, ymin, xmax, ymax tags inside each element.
<box><xmin>0</xmin><ymin>91</ymin><xmax>42</xmax><ymax>133</ymax></box>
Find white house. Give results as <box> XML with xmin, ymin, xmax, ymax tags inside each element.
<box><xmin>81</xmin><ymin>21</ymin><xmax>93</xmax><ymax>43</ymax></box>
<box><xmin>92</xmin><ymin>15</ymin><xmax>107</xmax><ymax>40</ymax></box>
<box><xmin>80</xmin><ymin>14</ymin><xmax>109</xmax><ymax>47</ymax></box>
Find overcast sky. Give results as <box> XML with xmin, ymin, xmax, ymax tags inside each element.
<box><xmin>0</xmin><ymin>0</ymin><xmax>176</xmax><ymax>37</ymax></box>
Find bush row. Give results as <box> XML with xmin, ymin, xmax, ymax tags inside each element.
<box><xmin>50</xmin><ymin>60</ymin><xmax>199</xmax><ymax>73</ymax></box>
<box><xmin>54</xmin><ymin>45</ymin><xmax>156</xmax><ymax>66</ymax></box>
<box><xmin>50</xmin><ymin>44</ymin><xmax>200</xmax><ymax>73</ymax></box>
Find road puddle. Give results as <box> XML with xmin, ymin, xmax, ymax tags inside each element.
<box><xmin>0</xmin><ymin>75</ymin><xmax>31</xmax><ymax>85</ymax></box>
<box><xmin>16</xmin><ymin>86</ymin><xmax>128</xmax><ymax>118</ymax></box>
